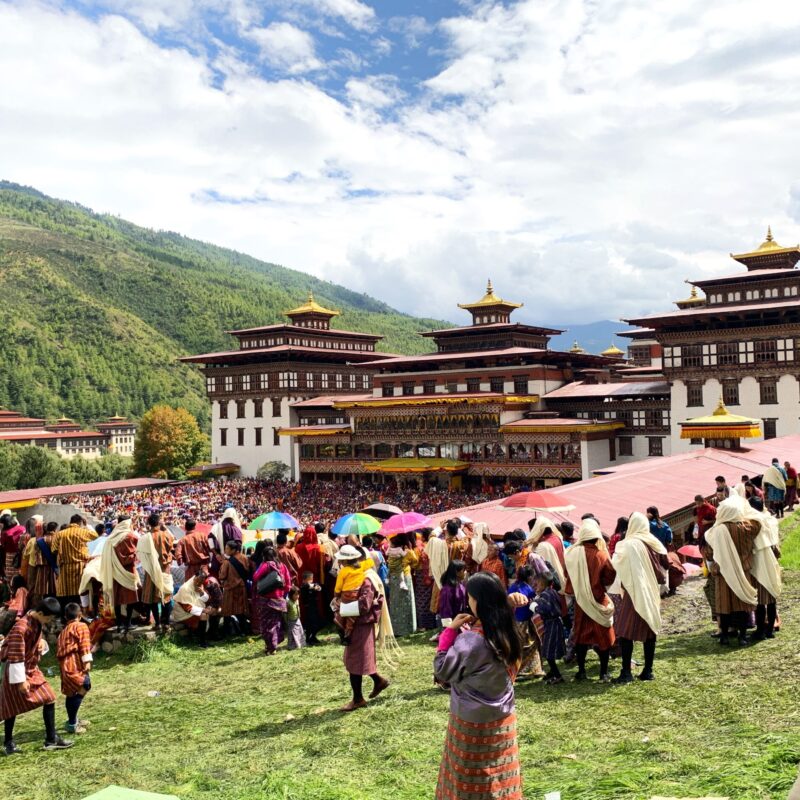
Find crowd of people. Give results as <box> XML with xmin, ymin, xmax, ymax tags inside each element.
<box><xmin>0</xmin><ymin>459</ymin><xmax>791</xmax><ymax>799</ymax></box>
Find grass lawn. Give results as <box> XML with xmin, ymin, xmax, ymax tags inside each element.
<box><xmin>3</xmin><ymin>519</ymin><xmax>800</xmax><ymax>800</ymax></box>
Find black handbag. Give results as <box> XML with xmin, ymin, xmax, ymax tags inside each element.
<box><xmin>256</xmin><ymin>566</ymin><xmax>284</xmax><ymax>595</ymax></box>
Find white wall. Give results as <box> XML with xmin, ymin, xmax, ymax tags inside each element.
<box><xmin>581</xmin><ymin>438</ymin><xmax>612</xmax><ymax>479</ymax></box>
<box><xmin>211</xmin><ymin>398</ymin><xmax>297</xmax><ymax>478</ymax></box>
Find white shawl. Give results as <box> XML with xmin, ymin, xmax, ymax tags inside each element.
<box><xmin>363</xmin><ymin>568</ymin><xmax>401</xmax><ymax>668</ymax></box>
<box><xmin>78</xmin><ymin>556</ymin><xmax>102</xmax><ymax>597</ymax></box>
<box><xmin>211</xmin><ymin>507</ymin><xmax>243</xmax><ymax>541</ymax></box>
<box><xmin>172</xmin><ymin>577</ymin><xmax>208</xmax><ymax>622</ymax></box>
<box><xmin>528</xmin><ymin>516</ymin><xmax>561</xmax><ymax>545</ymax></box>
<box><xmin>425</xmin><ymin>535</ymin><xmax>449</xmax><ymax>590</ymax></box>
<box><xmin>730</xmin><ymin>488</ymin><xmax>781</xmax><ymax>600</ymax></box>
<box><xmin>611</xmin><ymin>512</ymin><xmax>667</xmax><ymax>635</ymax></box>
<box><xmin>763</xmin><ymin>465</ymin><xmax>786</xmax><ymax>491</ymax></box>
<box><xmin>469</xmin><ymin>522</ymin><xmax>490</xmax><ymax>566</ymax></box>
<box><xmin>99</xmin><ymin>519</ymin><xmax>140</xmax><ymax>604</ymax></box>
<box><xmin>137</xmin><ymin>530</ymin><xmax>173</xmax><ymax>598</ymax></box>
<box><xmin>705</xmin><ymin>498</ymin><xmax>759</xmax><ymax>606</ymax></box>
<box><xmin>564</xmin><ymin>519</ymin><xmax>614</xmax><ymax>627</ymax></box>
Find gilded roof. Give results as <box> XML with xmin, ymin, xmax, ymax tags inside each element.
<box><xmin>457</xmin><ymin>280</ymin><xmax>523</xmax><ymax>311</ymax></box>
<box><xmin>731</xmin><ymin>227</ymin><xmax>800</xmax><ymax>262</ymax></box>
<box><xmin>285</xmin><ymin>292</ymin><xmax>340</xmax><ymax>317</ymax></box>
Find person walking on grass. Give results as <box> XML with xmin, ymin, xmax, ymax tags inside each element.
<box><xmin>434</xmin><ymin>572</ymin><xmax>523</xmax><ymax>800</ymax></box>
<box><xmin>56</xmin><ymin>603</ymin><xmax>92</xmax><ymax>735</ymax></box>
<box><xmin>611</xmin><ymin>512</ymin><xmax>668</xmax><ymax>684</ymax></box>
<box><xmin>1</xmin><ymin>597</ymin><xmax>73</xmax><ymax>755</ymax></box>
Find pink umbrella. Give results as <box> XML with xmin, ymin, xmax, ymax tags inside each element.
<box><xmin>379</xmin><ymin>512</ymin><xmax>433</xmax><ymax>537</ymax></box>
<box><xmin>678</xmin><ymin>544</ymin><xmax>702</xmax><ymax>559</ymax></box>
<box><xmin>499</xmin><ymin>490</ymin><xmax>575</xmax><ymax>513</ymax></box>
<box><xmin>683</xmin><ymin>562</ymin><xmax>702</xmax><ymax>576</ymax></box>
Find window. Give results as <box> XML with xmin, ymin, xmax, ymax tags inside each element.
<box><xmin>349</xmin><ymin>374</ymin><xmax>357</xmax><ymax>390</ymax></box>
<box><xmin>763</xmin><ymin>419</ymin><xmax>777</xmax><ymax>440</ymax></box>
<box><xmin>242</xmin><ymin>374</ymin><xmax>251</xmax><ymax>391</ymax></box>
<box><xmin>335</xmin><ymin>374</ymin><xmax>343</xmax><ymax>389</ymax></box>
<box><xmin>618</xmin><ymin>438</ymin><xmax>633</xmax><ymax>456</ymax></box>
<box><xmin>777</xmin><ymin>338</ymin><xmax>795</xmax><ymax>362</ymax></box>
<box><xmin>224</xmin><ymin>375</ymin><xmax>233</xmax><ymax>392</ymax></box>
<box><xmin>446</xmin><ymin>382</ymin><xmax>458</xmax><ymax>394</ymax></box>
<box><xmin>759</xmin><ymin>379</ymin><xmax>778</xmax><ymax>405</ymax></box>
<box><xmin>718</xmin><ymin>342</ymin><xmax>738</xmax><ymax>366</ymax></box>
<box><xmin>272</xmin><ymin>399</ymin><xmax>282</xmax><ymax>417</ymax></box>
<box><xmin>648</xmin><ymin>437</ymin><xmax>663</xmax><ymax>457</ymax></box>
<box><xmin>423</xmin><ymin>380</ymin><xmax>436</xmax><ymax>395</ymax></box>
<box><xmin>220</xmin><ymin>428</ymin><xmax>227</xmax><ymax>447</ymax></box>
<box><xmin>362</xmin><ymin>374</ymin><xmax>371</xmax><ymax>389</ymax></box>
<box><xmin>632</xmin><ymin>410</ymin><xmax>645</xmax><ymax>428</ymax></box>
<box><xmin>686</xmin><ymin>382</ymin><xmax>704</xmax><ymax>408</ymax></box>
<box><xmin>321</xmin><ymin>373</ymin><xmax>329</xmax><ymax>389</ymax></box>
<box><xmin>754</xmin><ymin>339</ymin><xmax>777</xmax><ymax>363</ymax></box>
<box><xmin>402</xmin><ymin>381</ymin><xmax>415</xmax><ymax>396</ymax></box>
<box><xmin>206</xmin><ymin>376</ymin><xmax>216</xmax><ymax>393</ymax></box>
<box><xmin>278</xmin><ymin>371</ymin><xmax>299</xmax><ymax>389</ymax></box>
<box><xmin>237</xmin><ymin>428</ymin><xmax>245</xmax><ymax>447</ymax></box>
<box><xmin>255</xmin><ymin>428</ymin><xmax>262</xmax><ymax>446</ymax></box>
<box><xmin>382</xmin><ymin>383</ymin><xmax>394</xmax><ymax>397</ymax></box>
<box><xmin>259</xmin><ymin>373</ymin><xmax>269</xmax><ymax>390</ymax></box>
<box><xmin>218</xmin><ymin>402</ymin><xmax>228</xmax><ymax>420</ymax></box>
<box><xmin>236</xmin><ymin>400</ymin><xmax>246</xmax><ymax>419</ymax></box>
<box><xmin>682</xmin><ymin>344</ymin><xmax>703</xmax><ymax>368</ymax></box>
<box><xmin>722</xmin><ymin>380</ymin><xmax>739</xmax><ymax>406</ymax></box>
<box><xmin>490</xmin><ymin>377</ymin><xmax>504</xmax><ymax>394</ymax></box>
<box><xmin>514</xmin><ymin>376</ymin><xmax>528</xmax><ymax>395</ymax></box>
<box><xmin>466</xmin><ymin>378</ymin><xmax>480</xmax><ymax>393</ymax></box>
<box><xmin>273</xmin><ymin>428</ymin><xmax>280</xmax><ymax>446</ymax></box>
<box><xmin>608</xmin><ymin>438</ymin><xmax>616</xmax><ymax>461</ymax></box>
<box><xmin>253</xmin><ymin>400</ymin><xmax>262</xmax><ymax>418</ymax></box>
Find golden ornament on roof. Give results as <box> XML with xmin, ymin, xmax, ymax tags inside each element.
<box><xmin>601</xmin><ymin>342</ymin><xmax>625</xmax><ymax>357</ymax></box>
<box><xmin>458</xmin><ymin>279</ymin><xmax>523</xmax><ymax>311</ymax></box>
<box><xmin>285</xmin><ymin>291</ymin><xmax>340</xmax><ymax>317</ymax></box>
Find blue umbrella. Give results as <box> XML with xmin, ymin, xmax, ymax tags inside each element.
<box><xmin>248</xmin><ymin>511</ymin><xmax>300</xmax><ymax>530</ymax></box>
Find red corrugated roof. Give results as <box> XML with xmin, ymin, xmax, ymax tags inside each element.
<box><xmin>501</xmin><ymin>417</ymin><xmax>599</xmax><ymax>427</ymax></box>
<box><xmin>225</xmin><ymin>323</ymin><xmax>383</xmax><ymax>340</ymax></box>
<box><xmin>625</xmin><ymin>298</ymin><xmax>799</xmax><ymax>325</ymax></box>
<box><xmin>544</xmin><ymin>381</ymin><xmax>668</xmax><ymax>399</ymax></box>
<box><xmin>691</xmin><ymin>268</ymin><xmax>798</xmax><ymax>286</ymax></box>
<box><xmin>370</xmin><ymin>347</ymin><xmax>546</xmax><ymax>365</ymax></box>
<box><xmin>0</xmin><ymin>478</ymin><xmax>177</xmax><ymax>506</ymax></box>
<box><xmin>0</xmin><ymin>430</ymin><xmax>109</xmax><ymax>441</ymax></box>
<box><xmin>420</xmin><ymin>322</ymin><xmax>562</xmax><ymax>337</ymax></box>
<box><xmin>290</xmin><ymin>393</ymin><xmax>373</xmax><ymax>408</ymax></box>
<box><xmin>433</xmin><ymin>436</ymin><xmax>800</xmax><ymax>532</ymax></box>
<box><xmin>180</xmin><ymin>344</ymin><xmax>391</xmax><ymax>364</ymax></box>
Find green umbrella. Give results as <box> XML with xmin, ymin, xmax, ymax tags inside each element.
<box><xmin>331</xmin><ymin>513</ymin><xmax>381</xmax><ymax>537</ymax></box>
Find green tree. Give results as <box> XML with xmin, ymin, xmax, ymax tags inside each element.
<box><xmin>256</xmin><ymin>461</ymin><xmax>290</xmax><ymax>480</ymax></box>
<box><xmin>0</xmin><ymin>441</ymin><xmax>22</xmax><ymax>491</ymax></box>
<box><xmin>96</xmin><ymin>453</ymin><xmax>132</xmax><ymax>481</ymax></box>
<box><xmin>67</xmin><ymin>455</ymin><xmax>104</xmax><ymax>484</ymax></box>
<box><xmin>133</xmin><ymin>405</ymin><xmax>209</xmax><ymax>479</ymax></box>
<box><xmin>16</xmin><ymin>445</ymin><xmax>72</xmax><ymax>489</ymax></box>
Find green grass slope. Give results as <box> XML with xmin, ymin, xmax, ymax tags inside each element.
<box><xmin>0</xmin><ymin>182</ymin><xmax>446</xmax><ymax>425</ymax></box>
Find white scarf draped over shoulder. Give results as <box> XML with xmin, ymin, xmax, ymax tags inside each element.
<box><xmin>529</xmin><ymin>517</ymin><xmax>566</xmax><ymax>593</ymax></box>
<box><xmin>564</xmin><ymin>519</ymin><xmax>614</xmax><ymax>627</ymax></box>
<box><xmin>425</xmin><ymin>535</ymin><xmax>449</xmax><ymax>589</ymax></box>
<box><xmin>763</xmin><ymin>465</ymin><xmax>786</xmax><ymax>491</ymax></box>
<box><xmin>705</xmin><ymin>497</ymin><xmax>759</xmax><ymax>606</ymax></box>
<box><xmin>99</xmin><ymin>519</ymin><xmax>141</xmax><ymax>605</ymax></box>
<box><xmin>362</xmin><ymin>568</ymin><xmax>401</xmax><ymax>668</ymax></box>
<box><xmin>137</xmin><ymin>530</ymin><xmax>172</xmax><ymax>597</ymax></box>
<box><xmin>729</xmin><ymin>490</ymin><xmax>782</xmax><ymax>599</ymax></box>
<box><xmin>611</xmin><ymin>512</ymin><xmax>667</xmax><ymax>635</ymax></box>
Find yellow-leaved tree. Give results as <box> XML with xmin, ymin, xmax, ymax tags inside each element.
<box><xmin>133</xmin><ymin>405</ymin><xmax>209</xmax><ymax>479</ymax></box>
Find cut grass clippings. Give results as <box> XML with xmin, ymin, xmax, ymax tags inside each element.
<box><xmin>2</xmin><ymin>513</ymin><xmax>800</xmax><ymax>800</ymax></box>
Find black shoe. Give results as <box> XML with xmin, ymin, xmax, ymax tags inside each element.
<box><xmin>751</xmin><ymin>631</ymin><xmax>765</xmax><ymax>642</ymax></box>
<box><xmin>638</xmin><ymin>671</ymin><xmax>655</xmax><ymax>681</ymax></box>
<box><xmin>738</xmin><ymin>637</ymin><xmax>749</xmax><ymax>647</ymax></box>
<box><xmin>43</xmin><ymin>736</ymin><xmax>74</xmax><ymax>751</ymax></box>
<box><xmin>573</xmin><ymin>670</ymin><xmax>587</xmax><ymax>682</ymax></box>
<box><xmin>3</xmin><ymin>741</ymin><xmax>21</xmax><ymax>756</ymax></box>
<box><xmin>613</xmin><ymin>672</ymin><xmax>633</xmax><ymax>685</ymax></box>
<box><xmin>765</xmin><ymin>631</ymin><xmax>775</xmax><ymax>639</ymax></box>
<box><xmin>719</xmin><ymin>636</ymin><xmax>730</xmax><ymax>646</ymax></box>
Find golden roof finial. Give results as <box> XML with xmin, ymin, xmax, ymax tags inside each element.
<box><xmin>766</xmin><ymin>226</ymin><xmax>773</xmax><ymax>242</ymax></box>
<box><xmin>486</xmin><ymin>278</ymin><xmax>493</xmax><ymax>294</ymax></box>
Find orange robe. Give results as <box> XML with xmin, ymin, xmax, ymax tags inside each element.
<box><xmin>565</xmin><ymin>542</ymin><xmax>617</xmax><ymax>650</ymax></box>
<box><xmin>57</xmin><ymin>619</ymin><xmax>92</xmax><ymax>696</ymax></box>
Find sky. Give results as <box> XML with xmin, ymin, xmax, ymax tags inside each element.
<box><xmin>2</xmin><ymin>0</ymin><xmax>800</xmax><ymax>327</ymax></box>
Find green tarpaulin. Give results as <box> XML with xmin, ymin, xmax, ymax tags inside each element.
<box><xmin>82</xmin><ymin>787</ymin><xmax>179</xmax><ymax>800</ymax></box>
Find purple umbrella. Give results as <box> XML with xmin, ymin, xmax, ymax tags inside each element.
<box><xmin>379</xmin><ymin>512</ymin><xmax>433</xmax><ymax>537</ymax></box>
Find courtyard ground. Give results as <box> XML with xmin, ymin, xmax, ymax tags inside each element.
<box><xmin>3</xmin><ymin>517</ymin><xmax>800</xmax><ymax>800</ymax></box>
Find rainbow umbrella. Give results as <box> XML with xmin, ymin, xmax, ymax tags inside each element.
<box><xmin>331</xmin><ymin>513</ymin><xmax>381</xmax><ymax>537</ymax></box>
<box><xmin>248</xmin><ymin>511</ymin><xmax>300</xmax><ymax>531</ymax></box>
<box><xmin>379</xmin><ymin>511</ymin><xmax>433</xmax><ymax>537</ymax></box>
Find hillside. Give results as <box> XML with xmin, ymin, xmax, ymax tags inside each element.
<box><xmin>549</xmin><ymin>320</ymin><xmax>632</xmax><ymax>354</ymax></box>
<box><xmin>0</xmin><ymin>182</ymin><xmax>446</xmax><ymax>426</ymax></box>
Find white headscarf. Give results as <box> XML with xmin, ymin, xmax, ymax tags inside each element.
<box><xmin>564</xmin><ymin>519</ymin><xmax>614</xmax><ymax>627</ymax></box>
<box><xmin>612</xmin><ymin>512</ymin><xmax>667</xmax><ymax>635</ymax></box>
<box><xmin>469</xmin><ymin>522</ymin><xmax>490</xmax><ymax>566</ymax></box>
<box><xmin>705</xmin><ymin>498</ymin><xmax>759</xmax><ymax>606</ymax></box>
<box><xmin>529</xmin><ymin>516</ymin><xmax>565</xmax><ymax>591</ymax></box>
<box><xmin>99</xmin><ymin>519</ymin><xmax>141</xmax><ymax>605</ymax></box>
<box><xmin>729</xmin><ymin>488</ymin><xmax>781</xmax><ymax>599</ymax></box>
<box><xmin>425</xmin><ymin>535</ymin><xmax>449</xmax><ymax>590</ymax></box>
<box><xmin>528</xmin><ymin>516</ymin><xmax>561</xmax><ymax>545</ymax></box>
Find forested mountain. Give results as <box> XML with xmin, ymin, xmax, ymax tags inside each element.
<box><xmin>0</xmin><ymin>182</ymin><xmax>446</xmax><ymax>427</ymax></box>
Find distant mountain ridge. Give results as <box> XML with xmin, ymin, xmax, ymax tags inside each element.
<box><xmin>549</xmin><ymin>320</ymin><xmax>633</xmax><ymax>354</ymax></box>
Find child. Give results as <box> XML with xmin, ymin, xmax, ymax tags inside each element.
<box><xmin>434</xmin><ymin>572</ymin><xmax>523</xmax><ymax>800</ymax></box>
<box><xmin>508</xmin><ymin>566</ymin><xmax>544</xmax><ymax>679</ymax></box>
<box><xmin>333</xmin><ymin>545</ymin><xmax>370</xmax><ymax>644</ymax></box>
<box><xmin>285</xmin><ymin>586</ymin><xmax>306</xmax><ymax>650</ymax></box>
<box><xmin>533</xmin><ymin>571</ymin><xmax>566</xmax><ymax>685</ymax></box>
<box><xmin>56</xmin><ymin>603</ymin><xmax>93</xmax><ymax>735</ymax></box>
<box><xmin>218</xmin><ymin>540</ymin><xmax>251</xmax><ymax>636</ymax></box>
<box><xmin>300</xmin><ymin>571</ymin><xmax>323</xmax><ymax>645</ymax></box>
<box><xmin>437</xmin><ymin>560</ymin><xmax>467</xmax><ymax>625</ymax></box>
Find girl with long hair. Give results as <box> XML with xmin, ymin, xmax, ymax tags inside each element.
<box><xmin>434</xmin><ymin>572</ymin><xmax>523</xmax><ymax>800</ymax></box>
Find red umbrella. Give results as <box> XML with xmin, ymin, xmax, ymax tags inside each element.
<box><xmin>678</xmin><ymin>544</ymin><xmax>702</xmax><ymax>559</ymax></box>
<box><xmin>379</xmin><ymin>512</ymin><xmax>433</xmax><ymax>537</ymax></box>
<box><xmin>499</xmin><ymin>490</ymin><xmax>575</xmax><ymax>513</ymax></box>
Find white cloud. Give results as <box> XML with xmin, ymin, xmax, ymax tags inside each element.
<box><xmin>311</xmin><ymin>0</ymin><xmax>375</xmax><ymax>31</ymax></box>
<box><xmin>246</xmin><ymin>21</ymin><xmax>323</xmax><ymax>73</ymax></box>
<box><xmin>2</xmin><ymin>0</ymin><xmax>800</xmax><ymax>330</ymax></box>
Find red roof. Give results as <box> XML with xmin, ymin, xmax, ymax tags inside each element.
<box><xmin>420</xmin><ymin>322</ymin><xmax>562</xmax><ymax>338</ymax></box>
<box><xmin>225</xmin><ymin>323</ymin><xmax>383</xmax><ymax>340</ymax></box>
<box><xmin>180</xmin><ymin>344</ymin><xmax>391</xmax><ymax>365</ymax></box>
<box><xmin>370</xmin><ymin>347</ymin><xmax>546</xmax><ymax>366</ymax></box>
<box><xmin>0</xmin><ymin>477</ymin><xmax>177</xmax><ymax>506</ymax></box>
<box><xmin>691</xmin><ymin>267</ymin><xmax>799</xmax><ymax>286</ymax></box>
<box><xmin>290</xmin><ymin>393</ymin><xmax>372</xmax><ymax>408</ymax></box>
<box><xmin>500</xmin><ymin>417</ymin><xmax>610</xmax><ymax>427</ymax></box>
<box><xmin>544</xmin><ymin>381</ymin><xmax>668</xmax><ymax>399</ymax></box>
<box><xmin>432</xmin><ymin>435</ymin><xmax>800</xmax><ymax>532</ymax></box>
<box><xmin>0</xmin><ymin>430</ymin><xmax>109</xmax><ymax>442</ymax></box>
<box><xmin>625</xmin><ymin>299</ymin><xmax>800</xmax><ymax>326</ymax></box>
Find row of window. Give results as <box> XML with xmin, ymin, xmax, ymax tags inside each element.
<box><xmin>219</xmin><ymin>399</ymin><xmax>282</xmax><ymax>419</ymax></box>
<box><xmin>208</xmin><ymin>371</ymin><xmax>371</xmax><ymax>394</ymax></box>
<box><xmin>707</xmin><ymin>285</ymin><xmax>798</xmax><ymax>304</ymax></box>
<box><xmin>616</xmin><ymin>437</ymin><xmax>663</xmax><ymax>457</ymax></box>
<box><xmin>686</xmin><ymin>377</ymin><xmax>781</xmax><ymax>407</ymax></box>
<box><xmin>575</xmin><ymin>409</ymin><xmax>670</xmax><ymax>427</ymax></box>
<box><xmin>240</xmin><ymin>336</ymin><xmax>375</xmax><ymax>352</ymax></box>
<box><xmin>664</xmin><ymin>339</ymin><xmax>795</xmax><ymax>368</ymax></box>
<box><xmin>219</xmin><ymin>427</ymin><xmax>281</xmax><ymax>447</ymax></box>
<box><xmin>381</xmin><ymin>376</ymin><xmax>530</xmax><ymax>397</ymax></box>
